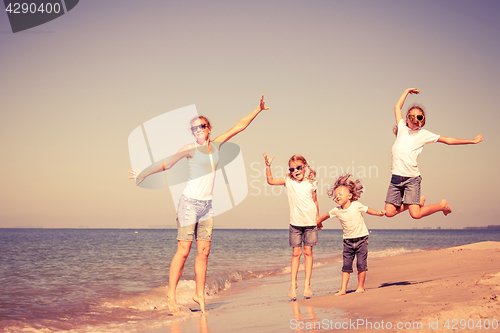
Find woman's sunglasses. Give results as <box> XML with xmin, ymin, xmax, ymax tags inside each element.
<box><xmin>289</xmin><ymin>165</ymin><xmax>306</xmax><ymax>173</ymax></box>
<box><xmin>191</xmin><ymin>123</ymin><xmax>209</xmax><ymax>132</ymax></box>
<box><xmin>407</xmin><ymin>114</ymin><xmax>425</xmax><ymax>122</ymax></box>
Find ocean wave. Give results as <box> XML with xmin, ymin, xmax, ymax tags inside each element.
<box><xmin>205</xmin><ymin>268</ymin><xmax>267</xmax><ymax>295</ymax></box>
<box><xmin>81</xmin><ymin>250</ymin><xmax>415</xmax><ymax>314</ymax></box>
<box><xmin>101</xmin><ymin>286</ymin><xmax>170</xmax><ymax>311</ymax></box>
<box><xmin>370</xmin><ymin>247</ymin><xmax>421</xmax><ymax>258</ymax></box>
<box><xmin>99</xmin><ymin>266</ymin><xmax>288</xmax><ymax>312</ymax></box>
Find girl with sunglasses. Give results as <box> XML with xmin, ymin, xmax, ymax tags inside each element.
<box><xmin>385</xmin><ymin>88</ymin><xmax>483</xmax><ymax>220</ymax></box>
<box><xmin>129</xmin><ymin>95</ymin><xmax>269</xmax><ymax>315</ymax></box>
<box><xmin>262</xmin><ymin>153</ymin><xmax>318</xmax><ymax>300</ymax></box>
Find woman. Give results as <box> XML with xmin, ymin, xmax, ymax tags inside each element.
<box><xmin>129</xmin><ymin>95</ymin><xmax>269</xmax><ymax>314</ymax></box>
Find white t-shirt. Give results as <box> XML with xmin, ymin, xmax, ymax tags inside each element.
<box><xmin>183</xmin><ymin>142</ymin><xmax>219</xmax><ymax>200</ymax></box>
<box><xmin>284</xmin><ymin>175</ymin><xmax>318</xmax><ymax>227</ymax></box>
<box><xmin>391</xmin><ymin>119</ymin><xmax>440</xmax><ymax>177</ymax></box>
<box><xmin>329</xmin><ymin>201</ymin><xmax>369</xmax><ymax>239</ymax></box>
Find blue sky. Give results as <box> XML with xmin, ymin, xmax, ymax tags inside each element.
<box><xmin>0</xmin><ymin>0</ymin><xmax>499</xmax><ymax>229</ymax></box>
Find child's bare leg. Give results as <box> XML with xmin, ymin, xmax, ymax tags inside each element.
<box><xmin>335</xmin><ymin>272</ymin><xmax>350</xmax><ymax>296</ymax></box>
<box><xmin>290</xmin><ymin>247</ymin><xmax>301</xmax><ymax>299</ymax></box>
<box><xmin>355</xmin><ymin>271</ymin><xmax>366</xmax><ymax>293</ymax></box>
<box><xmin>193</xmin><ymin>240</ymin><xmax>211</xmax><ymax>314</ymax></box>
<box><xmin>385</xmin><ymin>196</ymin><xmax>426</xmax><ymax>217</ymax></box>
<box><xmin>167</xmin><ymin>241</ymin><xmax>192</xmax><ymax>315</ymax></box>
<box><xmin>385</xmin><ymin>203</ymin><xmax>408</xmax><ymax>217</ymax></box>
<box><xmin>303</xmin><ymin>246</ymin><xmax>313</xmax><ymax>298</ymax></box>
<box><xmin>408</xmin><ymin>199</ymin><xmax>452</xmax><ymax>219</ymax></box>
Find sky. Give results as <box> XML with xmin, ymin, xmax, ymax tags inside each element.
<box><xmin>0</xmin><ymin>0</ymin><xmax>499</xmax><ymax>229</ymax></box>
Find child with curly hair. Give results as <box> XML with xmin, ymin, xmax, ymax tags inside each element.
<box><xmin>263</xmin><ymin>153</ymin><xmax>319</xmax><ymax>300</ymax></box>
<box><xmin>317</xmin><ymin>174</ymin><xmax>385</xmax><ymax>295</ymax></box>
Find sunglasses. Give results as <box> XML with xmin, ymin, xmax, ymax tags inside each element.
<box><xmin>407</xmin><ymin>114</ymin><xmax>425</xmax><ymax>121</ymax></box>
<box><xmin>191</xmin><ymin>123</ymin><xmax>209</xmax><ymax>132</ymax></box>
<box><xmin>289</xmin><ymin>165</ymin><xmax>306</xmax><ymax>173</ymax></box>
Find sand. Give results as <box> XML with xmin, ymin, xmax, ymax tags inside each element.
<box><xmin>136</xmin><ymin>241</ymin><xmax>500</xmax><ymax>332</ymax></box>
<box><xmin>300</xmin><ymin>241</ymin><xmax>500</xmax><ymax>332</ymax></box>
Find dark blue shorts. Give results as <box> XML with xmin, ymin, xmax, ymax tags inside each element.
<box><xmin>342</xmin><ymin>235</ymin><xmax>369</xmax><ymax>273</ymax></box>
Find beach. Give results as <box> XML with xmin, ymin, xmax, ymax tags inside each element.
<box><xmin>2</xmin><ymin>230</ymin><xmax>500</xmax><ymax>332</ymax></box>
<box><xmin>137</xmin><ymin>241</ymin><xmax>500</xmax><ymax>333</ymax></box>
<box><xmin>300</xmin><ymin>241</ymin><xmax>500</xmax><ymax>332</ymax></box>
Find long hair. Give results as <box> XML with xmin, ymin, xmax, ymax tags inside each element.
<box><xmin>393</xmin><ymin>104</ymin><xmax>426</xmax><ymax>136</ymax></box>
<box><xmin>288</xmin><ymin>154</ymin><xmax>316</xmax><ymax>182</ymax></box>
<box><xmin>327</xmin><ymin>174</ymin><xmax>363</xmax><ymax>201</ymax></box>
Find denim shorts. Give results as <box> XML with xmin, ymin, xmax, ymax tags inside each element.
<box><xmin>289</xmin><ymin>224</ymin><xmax>318</xmax><ymax>247</ymax></box>
<box><xmin>342</xmin><ymin>235</ymin><xmax>369</xmax><ymax>273</ymax></box>
<box><xmin>176</xmin><ymin>195</ymin><xmax>214</xmax><ymax>242</ymax></box>
<box><xmin>385</xmin><ymin>175</ymin><xmax>422</xmax><ymax>207</ymax></box>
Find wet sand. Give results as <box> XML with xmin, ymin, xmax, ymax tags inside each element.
<box><xmin>136</xmin><ymin>241</ymin><xmax>500</xmax><ymax>332</ymax></box>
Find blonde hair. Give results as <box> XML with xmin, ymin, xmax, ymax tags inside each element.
<box><xmin>189</xmin><ymin>116</ymin><xmax>212</xmax><ymax>131</ymax></box>
<box><xmin>393</xmin><ymin>104</ymin><xmax>426</xmax><ymax>136</ymax></box>
<box><xmin>288</xmin><ymin>154</ymin><xmax>316</xmax><ymax>182</ymax></box>
<box><xmin>327</xmin><ymin>174</ymin><xmax>363</xmax><ymax>201</ymax></box>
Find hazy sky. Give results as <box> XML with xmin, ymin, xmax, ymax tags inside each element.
<box><xmin>1</xmin><ymin>0</ymin><xmax>499</xmax><ymax>229</ymax></box>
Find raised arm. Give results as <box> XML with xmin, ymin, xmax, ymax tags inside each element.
<box><xmin>128</xmin><ymin>144</ymin><xmax>194</xmax><ymax>186</ymax></box>
<box><xmin>395</xmin><ymin>88</ymin><xmax>420</xmax><ymax>124</ymax></box>
<box><xmin>263</xmin><ymin>152</ymin><xmax>285</xmax><ymax>186</ymax></box>
<box><xmin>437</xmin><ymin>134</ymin><xmax>483</xmax><ymax>145</ymax></box>
<box><xmin>214</xmin><ymin>95</ymin><xmax>270</xmax><ymax>144</ymax></box>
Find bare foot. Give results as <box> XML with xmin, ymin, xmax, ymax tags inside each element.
<box><xmin>354</xmin><ymin>288</ymin><xmax>365</xmax><ymax>294</ymax></box>
<box><xmin>289</xmin><ymin>282</ymin><xmax>298</xmax><ymax>300</ymax></box>
<box><xmin>420</xmin><ymin>195</ymin><xmax>426</xmax><ymax>207</ymax></box>
<box><xmin>167</xmin><ymin>295</ymin><xmax>182</xmax><ymax>316</ymax></box>
<box><xmin>303</xmin><ymin>285</ymin><xmax>312</xmax><ymax>298</ymax></box>
<box><xmin>334</xmin><ymin>290</ymin><xmax>346</xmax><ymax>296</ymax></box>
<box><xmin>441</xmin><ymin>199</ymin><xmax>452</xmax><ymax>216</ymax></box>
<box><xmin>193</xmin><ymin>294</ymin><xmax>206</xmax><ymax>314</ymax></box>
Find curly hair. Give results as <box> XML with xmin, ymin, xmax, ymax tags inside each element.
<box><xmin>288</xmin><ymin>154</ymin><xmax>316</xmax><ymax>182</ymax></box>
<box><xmin>327</xmin><ymin>174</ymin><xmax>364</xmax><ymax>201</ymax></box>
<box><xmin>393</xmin><ymin>104</ymin><xmax>426</xmax><ymax>136</ymax></box>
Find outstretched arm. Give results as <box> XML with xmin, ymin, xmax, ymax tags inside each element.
<box><xmin>437</xmin><ymin>134</ymin><xmax>483</xmax><ymax>145</ymax></box>
<box><xmin>395</xmin><ymin>88</ymin><xmax>420</xmax><ymax>124</ymax></box>
<box><xmin>128</xmin><ymin>144</ymin><xmax>193</xmax><ymax>186</ymax></box>
<box><xmin>214</xmin><ymin>95</ymin><xmax>270</xmax><ymax>144</ymax></box>
<box><xmin>366</xmin><ymin>207</ymin><xmax>386</xmax><ymax>217</ymax></box>
<box><xmin>263</xmin><ymin>152</ymin><xmax>285</xmax><ymax>185</ymax></box>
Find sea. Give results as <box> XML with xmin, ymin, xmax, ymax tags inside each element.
<box><xmin>1</xmin><ymin>228</ymin><xmax>500</xmax><ymax>333</ymax></box>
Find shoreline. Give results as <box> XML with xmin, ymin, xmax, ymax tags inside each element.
<box><xmin>134</xmin><ymin>261</ymin><xmax>345</xmax><ymax>333</ymax></box>
<box><xmin>135</xmin><ymin>241</ymin><xmax>500</xmax><ymax>332</ymax></box>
